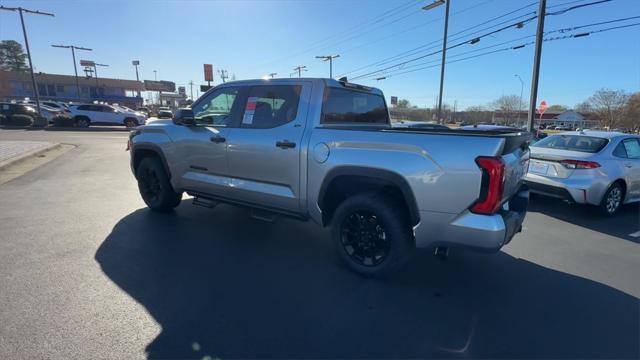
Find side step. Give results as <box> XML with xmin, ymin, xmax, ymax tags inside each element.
<box><xmin>192</xmin><ymin>197</ymin><xmax>218</xmax><ymax>209</ymax></box>
<box><xmin>251</xmin><ymin>208</ymin><xmax>279</xmax><ymax>223</ymax></box>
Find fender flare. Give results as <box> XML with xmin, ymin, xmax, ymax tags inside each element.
<box><xmin>131</xmin><ymin>143</ymin><xmax>172</xmax><ymax>179</ymax></box>
<box><xmin>318</xmin><ymin>166</ymin><xmax>420</xmax><ymax>225</ymax></box>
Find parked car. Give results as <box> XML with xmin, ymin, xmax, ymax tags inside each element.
<box><xmin>128</xmin><ymin>78</ymin><xmax>531</xmax><ymax>276</ymax></box>
<box><xmin>0</xmin><ymin>102</ymin><xmax>37</xmax><ymax>118</ymax></box>
<box><xmin>69</xmin><ymin>103</ymin><xmax>146</xmax><ymax>127</ymax></box>
<box><xmin>525</xmin><ymin>131</ymin><xmax>640</xmax><ymax>215</ymax></box>
<box><xmin>24</xmin><ymin>100</ymin><xmax>70</xmax><ymax>114</ymax></box>
<box><xmin>157</xmin><ymin>109</ymin><xmax>173</xmax><ymax>118</ymax></box>
<box><xmin>38</xmin><ymin>104</ymin><xmax>67</xmax><ymax>123</ymax></box>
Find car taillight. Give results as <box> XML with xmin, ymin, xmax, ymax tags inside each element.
<box><xmin>560</xmin><ymin>159</ymin><xmax>600</xmax><ymax>169</ymax></box>
<box><xmin>471</xmin><ymin>156</ymin><xmax>505</xmax><ymax>214</ymax></box>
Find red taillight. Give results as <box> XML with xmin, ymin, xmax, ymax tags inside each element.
<box><xmin>560</xmin><ymin>159</ymin><xmax>600</xmax><ymax>169</ymax></box>
<box><xmin>471</xmin><ymin>156</ymin><xmax>505</xmax><ymax>214</ymax></box>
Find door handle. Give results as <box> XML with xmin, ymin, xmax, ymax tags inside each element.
<box><xmin>210</xmin><ymin>135</ymin><xmax>226</xmax><ymax>143</ymax></box>
<box><xmin>276</xmin><ymin>140</ymin><xmax>296</xmax><ymax>149</ymax></box>
<box><xmin>625</xmin><ymin>164</ymin><xmax>633</xmax><ymax>168</ymax></box>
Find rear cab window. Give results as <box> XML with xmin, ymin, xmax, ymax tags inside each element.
<box><xmin>532</xmin><ymin>135</ymin><xmax>609</xmax><ymax>153</ymax></box>
<box><xmin>321</xmin><ymin>87</ymin><xmax>389</xmax><ymax>125</ymax></box>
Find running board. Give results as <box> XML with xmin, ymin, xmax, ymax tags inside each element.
<box><xmin>192</xmin><ymin>197</ymin><xmax>218</xmax><ymax>209</ymax></box>
<box><xmin>251</xmin><ymin>208</ymin><xmax>279</xmax><ymax>223</ymax></box>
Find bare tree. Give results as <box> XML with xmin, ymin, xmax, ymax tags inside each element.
<box><xmin>547</xmin><ymin>104</ymin><xmax>568</xmax><ymax>112</ymax></box>
<box><xmin>462</xmin><ymin>105</ymin><xmax>492</xmax><ymax>124</ymax></box>
<box><xmin>489</xmin><ymin>95</ymin><xmax>521</xmax><ymax>124</ymax></box>
<box><xmin>621</xmin><ymin>92</ymin><xmax>640</xmax><ymax>133</ymax></box>
<box><xmin>574</xmin><ymin>101</ymin><xmax>593</xmax><ymax>114</ymax></box>
<box><xmin>396</xmin><ymin>99</ymin><xmax>411</xmax><ymax>109</ymax></box>
<box><xmin>587</xmin><ymin>89</ymin><xmax>629</xmax><ymax>129</ymax></box>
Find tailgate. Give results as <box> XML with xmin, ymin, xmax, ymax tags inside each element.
<box><xmin>500</xmin><ymin>135</ymin><xmax>531</xmax><ymax>201</ymax></box>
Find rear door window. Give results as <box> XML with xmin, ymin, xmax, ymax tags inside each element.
<box><xmin>622</xmin><ymin>139</ymin><xmax>640</xmax><ymax>159</ymax></box>
<box><xmin>241</xmin><ymin>85</ymin><xmax>301</xmax><ymax>129</ymax></box>
<box><xmin>321</xmin><ymin>87</ymin><xmax>388</xmax><ymax>124</ymax></box>
<box><xmin>532</xmin><ymin>135</ymin><xmax>609</xmax><ymax>153</ymax></box>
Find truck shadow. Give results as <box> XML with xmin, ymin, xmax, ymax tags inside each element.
<box><xmin>95</xmin><ymin>201</ymin><xmax>639</xmax><ymax>359</ymax></box>
<box><xmin>528</xmin><ymin>195</ymin><xmax>640</xmax><ymax>242</ymax></box>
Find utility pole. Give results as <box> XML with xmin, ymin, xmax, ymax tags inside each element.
<box><xmin>515</xmin><ymin>74</ymin><xmax>524</xmax><ymax>126</ymax></box>
<box><xmin>527</xmin><ymin>0</ymin><xmax>546</xmax><ymax>133</ymax></box>
<box><xmin>268</xmin><ymin>72</ymin><xmax>277</xmax><ymax>79</ymax></box>
<box><xmin>188</xmin><ymin>80</ymin><xmax>194</xmax><ymax>100</ymax></box>
<box><xmin>315</xmin><ymin>55</ymin><xmax>340</xmax><ymax>78</ymax></box>
<box><xmin>153</xmin><ymin>70</ymin><xmax>157</xmax><ymax>81</ymax></box>
<box><xmin>52</xmin><ymin>44</ymin><xmax>92</xmax><ymax>100</ymax></box>
<box><xmin>1</xmin><ymin>6</ymin><xmax>55</xmax><ymax>117</ymax></box>
<box><xmin>293</xmin><ymin>65</ymin><xmax>307</xmax><ymax>78</ymax></box>
<box><xmin>218</xmin><ymin>69</ymin><xmax>229</xmax><ymax>83</ymax></box>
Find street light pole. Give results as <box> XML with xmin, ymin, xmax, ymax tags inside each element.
<box><xmin>52</xmin><ymin>44</ymin><xmax>92</xmax><ymax>99</ymax></box>
<box><xmin>269</xmin><ymin>72</ymin><xmax>277</xmax><ymax>79</ymax></box>
<box><xmin>153</xmin><ymin>70</ymin><xmax>157</xmax><ymax>81</ymax></box>
<box><xmin>422</xmin><ymin>0</ymin><xmax>450</xmax><ymax>124</ymax></box>
<box><xmin>132</xmin><ymin>60</ymin><xmax>140</xmax><ymax>97</ymax></box>
<box><xmin>1</xmin><ymin>6</ymin><xmax>55</xmax><ymax>117</ymax></box>
<box><xmin>515</xmin><ymin>74</ymin><xmax>524</xmax><ymax>126</ymax></box>
<box><xmin>315</xmin><ymin>55</ymin><xmax>340</xmax><ymax>78</ymax></box>
<box><xmin>527</xmin><ymin>0</ymin><xmax>546</xmax><ymax>132</ymax></box>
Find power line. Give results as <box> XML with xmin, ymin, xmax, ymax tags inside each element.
<box><xmin>348</xmin><ymin>0</ymin><xmax>615</xmax><ymax>81</ymax></box>
<box><xmin>257</xmin><ymin>0</ymin><xmax>420</xmax><ymax>67</ymax></box>
<box><xmin>340</xmin><ymin>2</ymin><xmax>538</xmax><ymax>78</ymax></box>
<box><xmin>355</xmin><ymin>21</ymin><xmax>640</xmax><ymax>81</ymax></box>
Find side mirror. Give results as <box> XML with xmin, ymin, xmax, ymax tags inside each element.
<box><xmin>174</xmin><ymin>108</ymin><xmax>195</xmax><ymax>126</ymax></box>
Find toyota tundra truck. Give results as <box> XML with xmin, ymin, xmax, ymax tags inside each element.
<box><xmin>128</xmin><ymin>78</ymin><xmax>531</xmax><ymax>276</ymax></box>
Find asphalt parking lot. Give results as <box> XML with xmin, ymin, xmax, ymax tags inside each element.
<box><xmin>0</xmin><ymin>128</ymin><xmax>638</xmax><ymax>359</ymax></box>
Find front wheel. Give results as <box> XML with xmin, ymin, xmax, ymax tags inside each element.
<box><xmin>331</xmin><ymin>193</ymin><xmax>413</xmax><ymax>277</ymax></box>
<box><xmin>599</xmin><ymin>182</ymin><xmax>624</xmax><ymax>216</ymax></box>
<box><xmin>136</xmin><ymin>156</ymin><xmax>182</xmax><ymax>211</ymax></box>
<box><xmin>124</xmin><ymin>118</ymin><xmax>138</xmax><ymax>128</ymax></box>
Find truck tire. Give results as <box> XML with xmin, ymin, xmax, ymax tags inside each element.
<box><xmin>331</xmin><ymin>193</ymin><xmax>413</xmax><ymax>277</ymax></box>
<box><xmin>136</xmin><ymin>156</ymin><xmax>182</xmax><ymax>211</ymax></box>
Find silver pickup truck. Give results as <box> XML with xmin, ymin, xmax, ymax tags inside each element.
<box><xmin>128</xmin><ymin>78</ymin><xmax>531</xmax><ymax>276</ymax></box>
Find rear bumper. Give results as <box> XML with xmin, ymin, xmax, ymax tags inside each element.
<box><xmin>524</xmin><ymin>172</ymin><xmax>607</xmax><ymax>205</ymax></box>
<box><xmin>414</xmin><ymin>187</ymin><xmax>528</xmax><ymax>252</ymax></box>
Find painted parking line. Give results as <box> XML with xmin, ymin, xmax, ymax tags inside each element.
<box><xmin>629</xmin><ymin>230</ymin><xmax>640</xmax><ymax>238</ymax></box>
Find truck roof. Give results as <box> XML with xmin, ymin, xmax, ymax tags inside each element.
<box><xmin>218</xmin><ymin>78</ymin><xmax>385</xmax><ymax>96</ymax></box>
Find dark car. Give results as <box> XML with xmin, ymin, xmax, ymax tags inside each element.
<box><xmin>0</xmin><ymin>102</ymin><xmax>37</xmax><ymax>117</ymax></box>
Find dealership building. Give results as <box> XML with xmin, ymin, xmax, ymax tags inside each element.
<box><xmin>0</xmin><ymin>70</ymin><xmax>145</xmax><ymax>108</ymax></box>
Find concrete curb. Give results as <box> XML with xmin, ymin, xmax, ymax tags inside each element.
<box><xmin>0</xmin><ymin>143</ymin><xmax>63</xmax><ymax>172</ymax></box>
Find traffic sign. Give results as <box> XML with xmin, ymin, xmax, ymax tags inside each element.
<box><xmin>538</xmin><ymin>100</ymin><xmax>547</xmax><ymax>114</ymax></box>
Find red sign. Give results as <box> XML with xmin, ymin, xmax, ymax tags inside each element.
<box><xmin>203</xmin><ymin>64</ymin><xmax>213</xmax><ymax>82</ymax></box>
<box><xmin>538</xmin><ymin>100</ymin><xmax>547</xmax><ymax>114</ymax></box>
<box><xmin>80</xmin><ymin>60</ymin><xmax>95</xmax><ymax>67</ymax></box>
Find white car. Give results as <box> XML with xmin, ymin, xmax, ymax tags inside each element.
<box><xmin>69</xmin><ymin>104</ymin><xmax>146</xmax><ymax>127</ymax></box>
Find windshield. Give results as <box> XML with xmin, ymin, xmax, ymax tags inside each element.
<box><xmin>532</xmin><ymin>135</ymin><xmax>609</xmax><ymax>153</ymax></box>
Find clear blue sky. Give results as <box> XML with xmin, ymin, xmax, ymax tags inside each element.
<box><xmin>1</xmin><ymin>0</ymin><xmax>638</xmax><ymax>109</ymax></box>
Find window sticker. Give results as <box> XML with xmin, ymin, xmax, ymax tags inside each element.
<box><xmin>242</xmin><ymin>97</ymin><xmax>259</xmax><ymax>125</ymax></box>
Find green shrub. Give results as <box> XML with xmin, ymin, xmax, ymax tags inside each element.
<box><xmin>52</xmin><ymin>115</ymin><xmax>75</xmax><ymax>127</ymax></box>
<box><xmin>8</xmin><ymin>114</ymin><xmax>34</xmax><ymax>126</ymax></box>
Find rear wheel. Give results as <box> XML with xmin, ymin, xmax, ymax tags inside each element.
<box><xmin>136</xmin><ymin>156</ymin><xmax>182</xmax><ymax>211</ymax></box>
<box><xmin>599</xmin><ymin>182</ymin><xmax>624</xmax><ymax>216</ymax></box>
<box><xmin>75</xmin><ymin>116</ymin><xmax>90</xmax><ymax>128</ymax></box>
<box><xmin>332</xmin><ymin>193</ymin><xmax>413</xmax><ymax>277</ymax></box>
